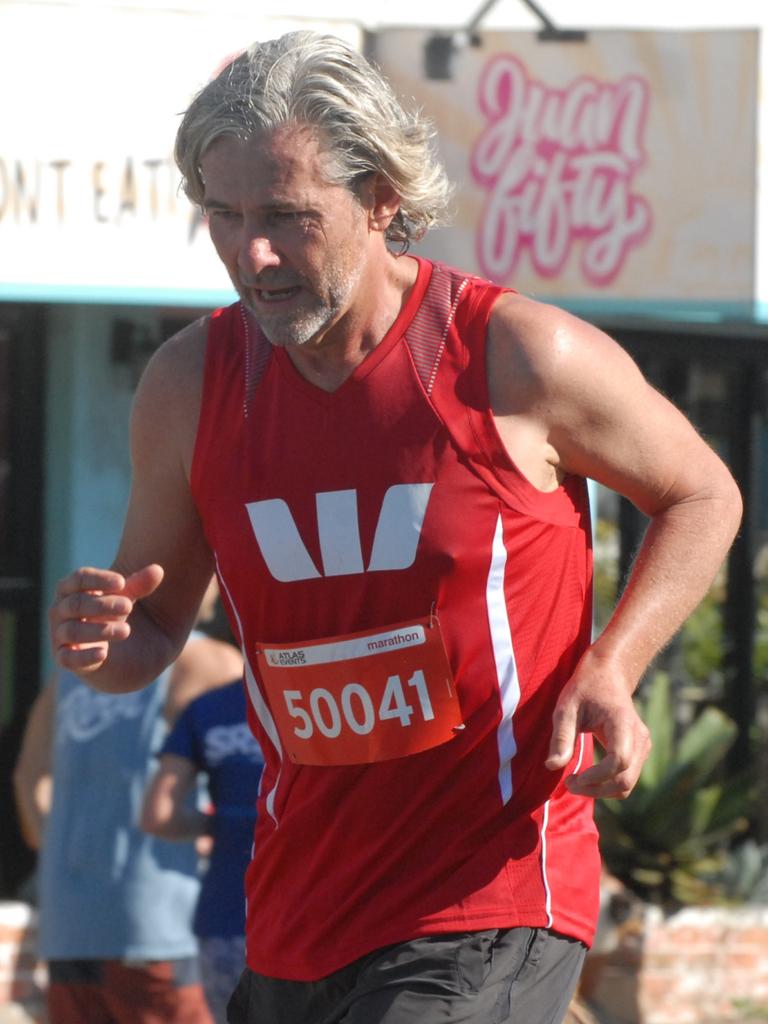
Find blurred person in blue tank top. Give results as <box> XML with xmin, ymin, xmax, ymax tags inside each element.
<box><xmin>14</xmin><ymin>580</ymin><xmax>243</xmax><ymax>1024</ymax></box>
<box><xmin>141</xmin><ymin>678</ymin><xmax>264</xmax><ymax>1023</ymax></box>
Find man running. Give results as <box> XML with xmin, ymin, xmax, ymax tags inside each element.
<box><xmin>49</xmin><ymin>31</ymin><xmax>742</xmax><ymax>1024</ymax></box>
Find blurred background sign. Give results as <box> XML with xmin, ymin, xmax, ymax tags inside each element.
<box><xmin>374</xmin><ymin>28</ymin><xmax>759</xmax><ymax>315</ymax></box>
<box><xmin>0</xmin><ymin>4</ymin><xmax>360</xmax><ymax>305</ymax></box>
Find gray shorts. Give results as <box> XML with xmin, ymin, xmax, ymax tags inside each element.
<box><xmin>226</xmin><ymin>928</ymin><xmax>586</xmax><ymax>1024</ymax></box>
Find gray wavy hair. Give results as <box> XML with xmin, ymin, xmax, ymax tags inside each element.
<box><xmin>175</xmin><ymin>31</ymin><xmax>453</xmax><ymax>248</ymax></box>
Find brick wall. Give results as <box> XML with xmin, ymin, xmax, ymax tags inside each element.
<box><xmin>582</xmin><ymin>905</ymin><xmax>768</xmax><ymax>1024</ymax></box>
<box><xmin>3</xmin><ymin>896</ymin><xmax>768</xmax><ymax>1024</ymax></box>
<box><xmin>0</xmin><ymin>903</ymin><xmax>46</xmax><ymax>1023</ymax></box>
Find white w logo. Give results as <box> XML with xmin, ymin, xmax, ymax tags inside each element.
<box><xmin>246</xmin><ymin>484</ymin><xmax>434</xmax><ymax>582</ymax></box>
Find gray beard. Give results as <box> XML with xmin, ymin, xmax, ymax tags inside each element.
<box><xmin>241</xmin><ymin>262</ymin><xmax>362</xmax><ymax>348</ymax></box>
<box><xmin>246</xmin><ymin>296</ymin><xmax>341</xmax><ymax>348</ymax></box>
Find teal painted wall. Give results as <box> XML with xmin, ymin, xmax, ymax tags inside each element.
<box><xmin>41</xmin><ymin>305</ymin><xmax>164</xmax><ymax>676</ymax></box>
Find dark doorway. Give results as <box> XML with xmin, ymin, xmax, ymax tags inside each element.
<box><xmin>596</xmin><ymin>316</ymin><xmax>768</xmax><ymax>835</ymax></box>
<box><xmin>0</xmin><ymin>304</ymin><xmax>46</xmax><ymax>897</ymax></box>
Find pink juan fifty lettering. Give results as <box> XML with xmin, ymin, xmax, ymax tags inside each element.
<box><xmin>470</xmin><ymin>55</ymin><xmax>653</xmax><ymax>285</ymax></box>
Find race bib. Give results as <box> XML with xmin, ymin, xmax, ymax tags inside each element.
<box><xmin>254</xmin><ymin>616</ymin><xmax>462</xmax><ymax>766</ymax></box>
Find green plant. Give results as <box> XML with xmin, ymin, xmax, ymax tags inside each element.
<box><xmin>597</xmin><ymin>671</ymin><xmax>754</xmax><ymax>910</ymax></box>
<box><xmin>720</xmin><ymin>839</ymin><xmax>768</xmax><ymax>904</ymax></box>
<box><xmin>680</xmin><ymin>590</ymin><xmax>726</xmax><ymax>689</ymax></box>
<box><xmin>754</xmin><ymin>586</ymin><xmax>768</xmax><ymax>682</ymax></box>
<box><xmin>593</xmin><ymin>517</ymin><xmax>619</xmax><ymax>633</ymax></box>
<box><xmin>731</xmin><ymin>999</ymin><xmax>768</xmax><ymax>1021</ymax></box>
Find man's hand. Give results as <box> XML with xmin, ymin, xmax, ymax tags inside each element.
<box><xmin>545</xmin><ymin>659</ymin><xmax>651</xmax><ymax>800</ymax></box>
<box><xmin>50</xmin><ymin>564</ymin><xmax>164</xmax><ymax>673</ymax></box>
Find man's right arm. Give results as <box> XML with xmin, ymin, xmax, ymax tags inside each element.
<box><xmin>163</xmin><ymin>634</ymin><xmax>244</xmax><ymax>727</ymax></box>
<box><xmin>49</xmin><ymin>319</ymin><xmax>216</xmax><ymax>693</ymax></box>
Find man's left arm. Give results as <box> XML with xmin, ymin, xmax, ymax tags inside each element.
<box><xmin>13</xmin><ymin>681</ymin><xmax>56</xmax><ymax>850</ymax></box>
<box><xmin>140</xmin><ymin>754</ymin><xmax>210</xmax><ymax>841</ymax></box>
<box><xmin>487</xmin><ymin>295</ymin><xmax>743</xmax><ymax>800</ymax></box>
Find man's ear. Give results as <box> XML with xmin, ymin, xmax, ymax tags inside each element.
<box><xmin>365</xmin><ymin>174</ymin><xmax>401</xmax><ymax>233</ymax></box>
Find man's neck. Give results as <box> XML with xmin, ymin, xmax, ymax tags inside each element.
<box><xmin>282</xmin><ymin>253</ymin><xmax>419</xmax><ymax>393</ymax></box>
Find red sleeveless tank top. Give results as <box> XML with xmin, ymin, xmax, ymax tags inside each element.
<box><xmin>191</xmin><ymin>257</ymin><xmax>599</xmax><ymax>980</ymax></box>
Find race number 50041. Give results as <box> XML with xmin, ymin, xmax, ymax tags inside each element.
<box><xmin>256</xmin><ymin>617</ymin><xmax>462</xmax><ymax>765</ymax></box>
<box><xmin>284</xmin><ymin>670</ymin><xmax>435</xmax><ymax>740</ymax></box>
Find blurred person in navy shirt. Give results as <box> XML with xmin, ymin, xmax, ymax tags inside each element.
<box><xmin>142</xmin><ymin>677</ymin><xmax>264</xmax><ymax>1023</ymax></box>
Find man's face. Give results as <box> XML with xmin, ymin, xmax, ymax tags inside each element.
<box><xmin>201</xmin><ymin>127</ymin><xmax>369</xmax><ymax>348</ymax></box>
